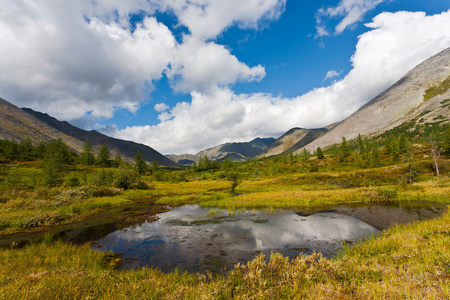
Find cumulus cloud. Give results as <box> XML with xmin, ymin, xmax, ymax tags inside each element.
<box><xmin>0</xmin><ymin>1</ymin><xmax>175</xmax><ymax>120</ymax></box>
<box><xmin>167</xmin><ymin>36</ymin><xmax>265</xmax><ymax>93</ymax></box>
<box><xmin>154</xmin><ymin>103</ymin><xmax>170</xmax><ymax>112</ymax></box>
<box><xmin>0</xmin><ymin>0</ymin><xmax>283</xmax><ymax>121</ymax></box>
<box><xmin>114</xmin><ymin>10</ymin><xmax>450</xmax><ymax>154</ymax></box>
<box><xmin>156</xmin><ymin>0</ymin><xmax>286</xmax><ymax>39</ymax></box>
<box><xmin>316</xmin><ymin>0</ymin><xmax>386</xmax><ymax>38</ymax></box>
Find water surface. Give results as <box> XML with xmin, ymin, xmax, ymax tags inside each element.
<box><xmin>94</xmin><ymin>203</ymin><xmax>446</xmax><ymax>272</ymax></box>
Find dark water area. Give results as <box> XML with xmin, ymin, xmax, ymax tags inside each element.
<box><xmin>92</xmin><ymin>202</ymin><xmax>446</xmax><ymax>273</ymax></box>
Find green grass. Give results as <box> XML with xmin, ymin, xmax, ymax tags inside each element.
<box><xmin>424</xmin><ymin>75</ymin><xmax>450</xmax><ymax>101</ymax></box>
<box><xmin>1</xmin><ymin>139</ymin><xmax>450</xmax><ymax>298</ymax></box>
<box><xmin>1</xmin><ymin>209</ymin><xmax>449</xmax><ymax>299</ymax></box>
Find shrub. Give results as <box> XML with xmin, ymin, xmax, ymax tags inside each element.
<box><xmin>113</xmin><ymin>166</ymin><xmax>139</xmax><ymax>190</ymax></box>
<box><xmin>91</xmin><ymin>187</ymin><xmax>121</xmax><ymax>197</ymax></box>
<box><xmin>65</xmin><ymin>176</ymin><xmax>80</xmax><ymax>187</ymax></box>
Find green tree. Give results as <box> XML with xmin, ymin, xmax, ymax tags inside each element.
<box><xmin>371</xmin><ymin>142</ymin><xmax>381</xmax><ymax>167</ymax></box>
<box><xmin>151</xmin><ymin>160</ymin><xmax>159</xmax><ymax>174</ymax></box>
<box><xmin>18</xmin><ymin>138</ymin><xmax>34</xmax><ymax>161</ymax></box>
<box><xmin>97</xmin><ymin>144</ymin><xmax>111</xmax><ymax>167</ymax></box>
<box><xmin>134</xmin><ymin>150</ymin><xmax>147</xmax><ymax>174</ymax></box>
<box><xmin>113</xmin><ymin>152</ymin><xmax>123</xmax><ymax>167</ymax></box>
<box><xmin>80</xmin><ymin>140</ymin><xmax>95</xmax><ymax>165</ymax></box>
<box><xmin>316</xmin><ymin>147</ymin><xmax>324</xmax><ymax>159</ymax></box>
<box><xmin>4</xmin><ymin>139</ymin><xmax>18</xmax><ymax>161</ymax></box>
<box><xmin>43</xmin><ymin>139</ymin><xmax>69</xmax><ymax>186</ymax></box>
<box><xmin>4</xmin><ymin>169</ymin><xmax>21</xmax><ymax>197</ymax></box>
<box><xmin>339</xmin><ymin>137</ymin><xmax>351</xmax><ymax>162</ymax></box>
<box><xmin>357</xmin><ymin>133</ymin><xmax>365</xmax><ymax>153</ymax></box>
<box><xmin>388</xmin><ymin>138</ymin><xmax>400</xmax><ymax>162</ymax></box>
<box><xmin>442</xmin><ymin>125</ymin><xmax>450</xmax><ymax>157</ymax></box>
<box><xmin>399</xmin><ymin>134</ymin><xmax>411</xmax><ymax>155</ymax></box>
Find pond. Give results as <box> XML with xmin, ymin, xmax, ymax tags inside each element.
<box><xmin>92</xmin><ymin>202</ymin><xmax>446</xmax><ymax>272</ymax></box>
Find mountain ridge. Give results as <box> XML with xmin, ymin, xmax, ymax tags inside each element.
<box><xmin>0</xmin><ymin>98</ymin><xmax>177</xmax><ymax>166</ymax></box>
<box><xmin>167</xmin><ymin>137</ymin><xmax>276</xmax><ymax>165</ymax></box>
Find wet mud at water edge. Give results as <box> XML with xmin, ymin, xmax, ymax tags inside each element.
<box><xmin>93</xmin><ymin>202</ymin><xmax>446</xmax><ymax>273</ymax></box>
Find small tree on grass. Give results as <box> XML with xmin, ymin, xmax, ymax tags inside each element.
<box><xmin>316</xmin><ymin>147</ymin><xmax>324</xmax><ymax>159</ymax></box>
<box><xmin>339</xmin><ymin>137</ymin><xmax>351</xmax><ymax>162</ymax></box>
<box><xmin>80</xmin><ymin>140</ymin><xmax>95</xmax><ymax>165</ymax></box>
<box><xmin>97</xmin><ymin>144</ymin><xmax>111</xmax><ymax>167</ymax></box>
<box><xmin>43</xmin><ymin>139</ymin><xmax>69</xmax><ymax>187</ymax></box>
<box><xmin>134</xmin><ymin>150</ymin><xmax>147</xmax><ymax>174</ymax></box>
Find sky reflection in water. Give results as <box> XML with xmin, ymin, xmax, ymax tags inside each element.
<box><xmin>96</xmin><ymin>205</ymin><xmax>379</xmax><ymax>272</ymax></box>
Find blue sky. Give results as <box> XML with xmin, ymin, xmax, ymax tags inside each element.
<box><xmin>1</xmin><ymin>1</ymin><xmax>449</xmax><ymax>154</ymax></box>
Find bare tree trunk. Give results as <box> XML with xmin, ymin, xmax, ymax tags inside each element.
<box><xmin>431</xmin><ymin>148</ymin><xmax>440</xmax><ymax>178</ymax></box>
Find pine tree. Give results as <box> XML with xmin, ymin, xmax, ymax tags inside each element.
<box><xmin>43</xmin><ymin>139</ymin><xmax>69</xmax><ymax>186</ymax></box>
<box><xmin>151</xmin><ymin>160</ymin><xmax>159</xmax><ymax>174</ymax></box>
<box><xmin>80</xmin><ymin>140</ymin><xmax>95</xmax><ymax>165</ymax></box>
<box><xmin>371</xmin><ymin>142</ymin><xmax>381</xmax><ymax>167</ymax></box>
<box><xmin>134</xmin><ymin>150</ymin><xmax>147</xmax><ymax>174</ymax></box>
<box><xmin>113</xmin><ymin>152</ymin><xmax>123</xmax><ymax>167</ymax></box>
<box><xmin>357</xmin><ymin>133</ymin><xmax>365</xmax><ymax>153</ymax></box>
<box><xmin>339</xmin><ymin>137</ymin><xmax>351</xmax><ymax>162</ymax></box>
<box><xmin>97</xmin><ymin>144</ymin><xmax>111</xmax><ymax>167</ymax></box>
<box><xmin>316</xmin><ymin>147</ymin><xmax>324</xmax><ymax>159</ymax></box>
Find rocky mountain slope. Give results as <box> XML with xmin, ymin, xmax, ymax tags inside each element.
<box><xmin>0</xmin><ymin>98</ymin><xmax>85</xmax><ymax>151</ymax></box>
<box><xmin>298</xmin><ymin>47</ymin><xmax>450</xmax><ymax>153</ymax></box>
<box><xmin>168</xmin><ymin>137</ymin><xmax>275</xmax><ymax>165</ymax></box>
<box><xmin>0</xmin><ymin>98</ymin><xmax>177</xmax><ymax>166</ymax></box>
<box><xmin>257</xmin><ymin>122</ymin><xmax>340</xmax><ymax>158</ymax></box>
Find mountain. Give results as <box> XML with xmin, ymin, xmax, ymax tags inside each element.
<box><xmin>257</xmin><ymin>122</ymin><xmax>340</xmax><ymax>158</ymax></box>
<box><xmin>0</xmin><ymin>98</ymin><xmax>85</xmax><ymax>150</ymax></box>
<box><xmin>297</xmin><ymin>47</ymin><xmax>450</xmax><ymax>153</ymax></box>
<box><xmin>167</xmin><ymin>137</ymin><xmax>276</xmax><ymax>165</ymax></box>
<box><xmin>0</xmin><ymin>98</ymin><xmax>177</xmax><ymax>166</ymax></box>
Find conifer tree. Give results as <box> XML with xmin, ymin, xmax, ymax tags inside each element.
<box><xmin>316</xmin><ymin>147</ymin><xmax>324</xmax><ymax>159</ymax></box>
<box><xmin>339</xmin><ymin>137</ymin><xmax>351</xmax><ymax>162</ymax></box>
<box><xmin>97</xmin><ymin>144</ymin><xmax>111</xmax><ymax>167</ymax></box>
<box><xmin>113</xmin><ymin>152</ymin><xmax>123</xmax><ymax>167</ymax></box>
<box><xmin>134</xmin><ymin>150</ymin><xmax>147</xmax><ymax>174</ymax></box>
<box><xmin>43</xmin><ymin>139</ymin><xmax>69</xmax><ymax>186</ymax></box>
<box><xmin>80</xmin><ymin>140</ymin><xmax>95</xmax><ymax>165</ymax></box>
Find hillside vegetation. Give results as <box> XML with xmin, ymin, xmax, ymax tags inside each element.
<box><xmin>0</xmin><ymin>122</ymin><xmax>450</xmax><ymax>299</ymax></box>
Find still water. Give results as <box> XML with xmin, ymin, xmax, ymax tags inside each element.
<box><xmin>93</xmin><ymin>203</ymin><xmax>445</xmax><ymax>272</ymax></box>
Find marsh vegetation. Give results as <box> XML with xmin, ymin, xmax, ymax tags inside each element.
<box><xmin>1</xmin><ymin>122</ymin><xmax>450</xmax><ymax>298</ymax></box>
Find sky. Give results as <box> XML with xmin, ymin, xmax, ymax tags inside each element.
<box><xmin>0</xmin><ymin>1</ymin><xmax>450</xmax><ymax>155</ymax></box>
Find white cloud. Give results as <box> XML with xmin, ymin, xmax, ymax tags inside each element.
<box><xmin>323</xmin><ymin>70</ymin><xmax>343</xmax><ymax>83</ymax></box>
<box><xmin>154</xmin><ymin>103</ymin><xmax>170</xmax><ymax>112</ymax></box>
<box><xmin>167</xmin><ymin>36</ymin><xmax>265</xmax><ymax>93</ymax></box>
<box><xmin>0</xmin><ymin>1</ymin><xmax>175</xmax><ymax>120</ymax></box>
<box><xmin>316</xmin><ymin>0</ymin><xmax>386</xmax><ymax>37</ymax></box>
<box><xmin>157</xmin><ymin>0</ymin><xmax>286</xmax><ymax>39</ymax></box>
<box><xmin>113</xmin><ymin>10</ymin><xmax>450</xmax><ymax>154</ymax></box>
<box><xmin>0</xmin><ymin>0</ymin><xmax>284</xmax><ymax>122</ymax></box>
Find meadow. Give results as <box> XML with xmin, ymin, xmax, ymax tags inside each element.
<box><xmin>0</xmin><ymin>123</ymin><xmax>450</xmax><ymax>299</ymax></box>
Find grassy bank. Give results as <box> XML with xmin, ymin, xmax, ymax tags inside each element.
<box><xmin>1</xmin><ymin>207</ymin><xmax>449</xmax><ymax>299</ymax></box>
